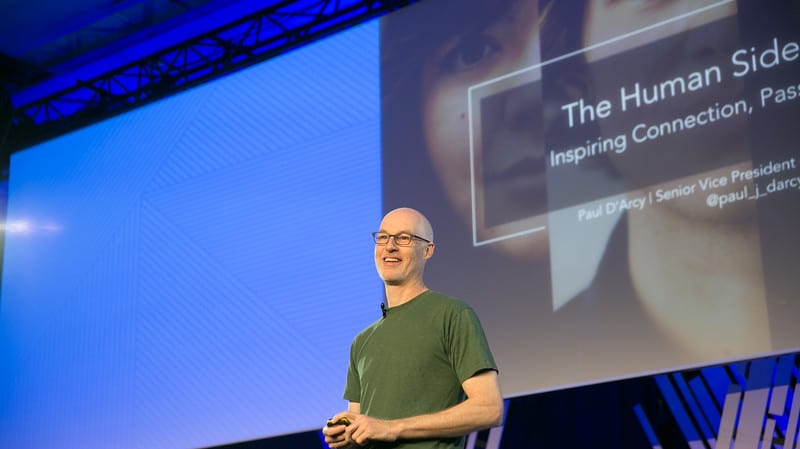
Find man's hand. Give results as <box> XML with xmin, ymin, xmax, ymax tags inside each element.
<box><xmin>321</xmin><ymin>415</ymin><xmax>351</xmax><ymax>448</ymax></box>
<box><xmin>346</xmin><ymin>413</ymin><xmax>398</xmax><ymax>445</ymax></box>
<box><xmin>322</xmin><ymin>412</ymin><xmax>398</xmax><ymax>447</ymax></box>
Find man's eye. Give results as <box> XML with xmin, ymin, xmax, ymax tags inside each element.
<box><xmin>396</xmin><ymin>234</ymin><xmax>412</xmax><ymax>243</ymax></box>
<box><xmin>376</xmin><ymin>234</ymin><xmax>389</xmax><ymax>242</ymax></box>
<box><xmin>442</xmin><ymin>34</ymin><xmax>499</xmax><ymax>72</ymax></box>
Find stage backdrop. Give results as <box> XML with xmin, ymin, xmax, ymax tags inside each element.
<box><xmin>2</xmin><ymin>0</ymin><xmax>799</xmax><ymax>448</ymax></box>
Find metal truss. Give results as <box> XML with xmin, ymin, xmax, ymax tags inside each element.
<box><xmin>6</xmin><ymin>0</ymin><xmax>417</xmax><ymax>152</ymax></box>
<box><xmin>22</xmin><ymin>0</ymin><xmax>221</xmax><ymax>70</ymax></box>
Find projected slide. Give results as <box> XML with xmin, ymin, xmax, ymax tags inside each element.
<box><xmin>380</xmin><ymin>0</ymin><xmax>800</xmax><ymax>395</ymax></box>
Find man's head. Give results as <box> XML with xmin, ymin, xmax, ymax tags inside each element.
<box><xmin>374</xmin><ymin>208</ymin><xmax>435</xmax><ymax>287</ymax></box>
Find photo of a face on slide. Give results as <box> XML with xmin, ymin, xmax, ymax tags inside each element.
<box><xmin>469</xmin><ymin>68</ymin><xmax>547</xmax><ymax>248</ymax></box>
<box><xmin>380</xmin><ymin>0</ymin><xmax>800</xmax><ymax>395</ymax></box>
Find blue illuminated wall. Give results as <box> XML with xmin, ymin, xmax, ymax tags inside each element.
<box><xmin>0</xmin><ymin>21</ymin><xmax>381</xmax><ymax>449</ymax></box>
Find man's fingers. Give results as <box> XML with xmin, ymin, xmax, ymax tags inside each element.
<box><xmin>350</xmin><ymin>424</ymin><xmax>368</xmax><ymax>445</ymax></box>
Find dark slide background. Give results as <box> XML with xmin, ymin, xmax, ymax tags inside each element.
<box><xmin>1</xmin><ymin>0</ymin><xmax>799</xmax><ymax>448</ymax></box>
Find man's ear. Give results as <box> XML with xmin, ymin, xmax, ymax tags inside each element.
<box><xmin>424</xmin><ymin>243</ymin><xmax>435</xmax><ymax>259</ymax></box>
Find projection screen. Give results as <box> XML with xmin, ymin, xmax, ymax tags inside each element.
<box><xmin>380</xmin><ymin>0</ymin><xmax>800</xmax><ymax>395</ymax></box>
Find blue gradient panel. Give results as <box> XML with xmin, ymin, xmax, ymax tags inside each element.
<box><xmin>633</xmin><ymin>404</ymin><xmax>660</xmax><ymax>449</ymax></box>
<box><xmin>700</xmin><ymin>365</ymin><xmax>731</xmax><ymax>407</ymax></box>
<box><xmin>688</xmin><ymin>375</ymin><xmax>722</xmax><ymax>437</ymax></box>
<box><xmin>654</xmin><ymin>374</ymin><xmax>701</xmax><ymax>444</ymax></box>
<box><xmin>772</xmin><ymin>355</ymin><xmax>795</xmax><ymax>432</ymax></box>
<box><xmin>0</xmin><ymin>20</ymin><xmax>382</xmax><ymax>449</ymax></box>
<box><xmin>672</xmin><ymin>373</ymin><xmax>715</xmax><ymax>440</ymax></box>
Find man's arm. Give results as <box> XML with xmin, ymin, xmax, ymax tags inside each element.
<box><xmin>333</xmin><ymin>370</ymin><xmax>503</xmax><ymax>445</ymax></box>
<box><xmin>390</xmin><ymin>369</ymin><xmax>503</xmax><ymax>437</ymax></box>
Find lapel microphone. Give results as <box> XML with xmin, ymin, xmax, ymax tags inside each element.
<box><xmin>380</xmin><ymin>302</ymin><xmax>387</xmax><ymax>318</ymax></box>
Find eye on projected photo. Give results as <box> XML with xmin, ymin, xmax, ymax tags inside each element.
<box><xmin>380</xmin><ymin>0</ymin><xmax>800</xmax><ymax>396</ymax></box>
<box><xmin>0</xmin><ymin>22</ymin><xmax>381</xmax><ymax>449</ymax></box>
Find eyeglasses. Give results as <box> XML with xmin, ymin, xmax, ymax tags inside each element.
<box><xmin>372</xmin><ymin>232</ymin><xmax>431</xmax><ymax>246</ymax></box>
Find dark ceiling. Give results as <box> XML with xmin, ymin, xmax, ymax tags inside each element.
<box><xmin>1</xmin><ymin>0</ymin><xmax>255</xmax><ymax>96</ymax></box>
<box><xmin>0</xmin><ymin>0</ymin><xmax>414</xmax><ymax>154</ymax></box>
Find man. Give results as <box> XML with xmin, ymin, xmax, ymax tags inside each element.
<box><xmin>323</xmin><ymin>207</ymin><xmax>503</xmax><ymax>448</ymax></box>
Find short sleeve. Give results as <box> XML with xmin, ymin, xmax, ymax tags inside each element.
<box><xmin>343</xmin><ymin>339</ymin><xmax>361</xmax><ymax>402</ymax></box>
<box><xmin>449</xmin><ymin>307</ymin><xmax>498</xmax><ymax>384</ymax></box>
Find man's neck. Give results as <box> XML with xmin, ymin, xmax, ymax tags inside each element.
<box><xmin>384</xmin><ymin>282</ymin><xmax>429</xmax><ymax>308</ymax></box>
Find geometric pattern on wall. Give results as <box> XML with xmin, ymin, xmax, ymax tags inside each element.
<box><xmin>638</xmin><ymin>354</ymin><xmax>800</xmax><ymax>449</ymax></box>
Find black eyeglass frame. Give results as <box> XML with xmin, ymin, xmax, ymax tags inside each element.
<box><xmin>371</xmin><ymin>232</ymin><xmax>431</xmax><ymax>246</ymax></box>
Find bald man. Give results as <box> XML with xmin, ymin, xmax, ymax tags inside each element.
<box><xmin>323</xmin><ymin>208</ymin><xmax>503</xmax><ymax>449</ymax></box>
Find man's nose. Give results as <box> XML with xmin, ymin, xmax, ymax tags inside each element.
<box><xmin>385</xmin><ymin>236</ymin><xmax>400</xmax><ymax>249</ymax></box>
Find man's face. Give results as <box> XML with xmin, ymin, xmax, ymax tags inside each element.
<box><xmin>374</xmin><ymin>210</ymin><xmax>433</xmax><ymax>286</ymax></box>
<box><xmin>420</xmin><ymin>0</ymin><xmax>549</xmax><ymax>261</ymax></box>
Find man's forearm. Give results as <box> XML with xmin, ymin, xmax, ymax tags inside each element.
<box><xmin>389</xmin><ymin>394</ymin><xmax>504</xmax><ymax>440</ymax></box>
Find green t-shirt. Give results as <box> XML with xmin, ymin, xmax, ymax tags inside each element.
<box><xmin>344</xmin><ymin>290</ymin><xmax>498</xmax><ymax>449</ymax></box>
